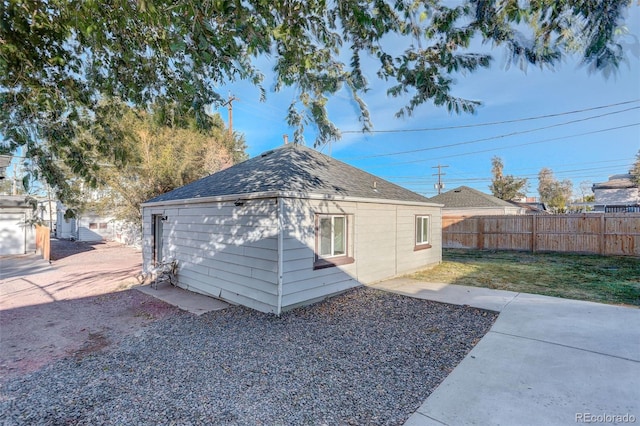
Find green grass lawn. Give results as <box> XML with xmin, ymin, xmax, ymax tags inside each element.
<box><xmin>411</xmin><ymin>249</ymin><xmax>640</xmax><ymax>307</ymax></box>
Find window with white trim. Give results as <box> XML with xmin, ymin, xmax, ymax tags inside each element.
<box><xmin>415</xmin><ymin>215</ymin><xmax>431</xmax><ymax>247</ymax></box>
<box><xmin>319</xmin><ymin>215</ymin><xmax>346</xmax><ymax>257</ymax></box>
<box><xmin>315</xmin><ymin>214</ymin><xmax>354</xmax><ymax>269</ymax></box>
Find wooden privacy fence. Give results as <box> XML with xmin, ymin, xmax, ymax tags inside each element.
<box><xmin>442</xmin><ymin>213</ymin><xmax>640</xmax><ymax>257</ymax></box>
<box><xmin>35</xmin><ymin>224</ymin><xmax>50</xmax><ymax>261</ymax></box>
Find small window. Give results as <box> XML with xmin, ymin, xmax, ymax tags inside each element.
<box><xmin>315</xmin><ymin>214</ymin><xmax>354</xmax><ymax>269</ymax></box>
<box><xmin>415</xmin><ymin>215</ymin><xmax>432</xmax><ymax>251</ymax></box>
<box><xmin>99</xmin><ymin>223</ymin><xmax>108</xmax><ymax>229</ymax></box>
<box><xmin>89</xmin><ymin>223</ymin><xmax>98</xmax><ymax>230</ymax></box>
<box><xmin>319</xmin><ymin>215</ymin><xmax>346</xmax><ymax>257</ymax></box>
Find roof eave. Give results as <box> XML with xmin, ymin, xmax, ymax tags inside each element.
<box><xmin>142</xmin><ymin>191</ymin><xmax>443</xmax><ymax>208</ymax></box>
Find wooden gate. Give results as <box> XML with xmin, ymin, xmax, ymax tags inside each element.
<box><xmin>35</xmin><ymin>225</ymin><xmax>50</xmax><ymax>261</ymax></box>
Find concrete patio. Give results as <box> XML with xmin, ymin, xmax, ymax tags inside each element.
<box><xmin>371</xmin><ymin>278</ymin><xmax>640</xmax><ymax>426</ymax></box>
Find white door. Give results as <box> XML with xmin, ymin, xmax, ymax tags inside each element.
<box><xmin>0</xmin><ymin>213</ymin><xmax>27</xmax><ymax>255</ymax></box>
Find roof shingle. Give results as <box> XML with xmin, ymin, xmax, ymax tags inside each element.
<box><xmin>428</xmin><ymin>186</ymin><xmax>516</xmax><ymax>208</ymax></box>
<box><xmin>145</xmin><ymin>144</ymin><xmax>431</xmax><ymax>204</ymax></box>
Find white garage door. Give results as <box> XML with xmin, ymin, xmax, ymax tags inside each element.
<box><xmin>0</xmin><ymin>213</ymin><xmax>27</xmax><ymax>255</ymax></box>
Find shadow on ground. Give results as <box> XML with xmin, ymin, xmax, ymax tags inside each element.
<box><xmin>50</xmin><ymin>239</ymin><xmax>104</xmax><ymax>260</ymax></box>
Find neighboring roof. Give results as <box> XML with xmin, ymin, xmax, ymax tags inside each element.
<box><xmin>592</xmin><ymin>174</ymin><xmax>637</xmax><ymax>190</ymax></box>
<box><xmin>429</xmin><ymin>186</ymin><xmax>517</xmax><ymax>209</ymax></box>
<box><xmin>509</xmin><ymin>201</ymin><xmax>549</xmax><ymax>214</ymax></box>
<box><xmin>0</xmin><ymin>155</ymin><xmax>11</xmax><ymax>179</ymax></box>
<box><xmin>146</xmin><ymin>144</ymin><xmax>431</xmax><ymax>204</ymax></box>
<box><xmin>0</xmin><ymin>195</ymin><xmax>32</xmax><ymax>208</ymax></box>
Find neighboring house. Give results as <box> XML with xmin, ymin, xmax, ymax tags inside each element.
<box><xmin>141</xmin><ymin>143</ymin><xmax>443</xmax><ymax>314</ymax></box>
<box><xmin>56</xmin><ymin>202</ymin><xmax>116</xmax><ymax>241</ymax></box>
<box><xmin>508</xmin><ymin>200</ymin><xmax>549</xmax><ymax>214</ymax></box>
<box><xmin>0</xmin><ymin>155</ymin><xmax>11</xmax><ymax>179</ymax></box>
<box><xmin>592</xmin><ymin>174</ymin><xmax>640</xmax><ymax>212</ymax></box>
<box><xmin>429</xmin><ymin>186</ymin><xmax>527</xmax><ymax>216</ymax></box>
<box><xmin>0</xmin><ymin>196</ymin><xmax>35</xmax><ymax>255</ymax></box>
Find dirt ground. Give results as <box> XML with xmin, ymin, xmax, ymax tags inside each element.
<box><xmin>0</xmin><ymin>240</ymin><xmax>181</xmax><ymax>383</ymax></box>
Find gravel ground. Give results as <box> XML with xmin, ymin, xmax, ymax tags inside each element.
<box><xmin>0</xmin><ymin>287</ymin><xmax>497</xmax><ymax>425</ymax></box>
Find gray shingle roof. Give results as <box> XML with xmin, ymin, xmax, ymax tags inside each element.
<box><xmin>428</xmin><ymin>186</ymin><xmax>516</xmax><ymax>208</ymax></box>
<box><xmin>592</xmin><ymin>174</ymin><xmax>637</xmax><ymax>190</ymax></box>
<box><xmin>145</xmin><ymin>144</ymin><xmax>431</xmax><ymax>204</ymax></box>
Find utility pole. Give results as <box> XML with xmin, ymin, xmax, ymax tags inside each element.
<box><xmin>223</xmin><ymin>94</ymin><xmax>238</xmax><ymax>137</ymax></box>
<box><xmin>432</xmin><ymin>164</ymin><xmax>449</xmax><ymax>195</ymax></box>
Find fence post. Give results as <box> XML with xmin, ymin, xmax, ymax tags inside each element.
<box><xmin>599</xmin><ymin>214</ymin><xmax>606</xmax><ymax>256</ymax></box>
<box><xmin>478</xmin><ymin>217</ymin><xmax>484</xmax><ymax>250</ymax></box>
<box><xmin>530</xmin><ymin>214</ymin><xmax>538</xmax><ymax>253</ymax></box>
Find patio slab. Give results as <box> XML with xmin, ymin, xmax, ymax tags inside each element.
<box><xmin>381</xmin><ymin>279</ymin><xmax>640</xmax><ymax>426</ymax></box>
<box><xmin>136</xmin><ymin>280</ymin><xmax>230</xmax><ymax>315</ymax></box>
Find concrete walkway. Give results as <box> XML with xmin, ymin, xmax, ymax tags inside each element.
<box><xmin>371</xmin><ymin>278</ymin><xmax>640</xmax><ymax>426</ymax></box>
<box><xmin>136</xmin><ymin>280</ymin><xmax>229</xmax><ymax>315</ymax></box>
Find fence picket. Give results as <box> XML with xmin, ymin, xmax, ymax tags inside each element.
<box><xmin>442</xmin><ymin>213</ymin><xmax>640</xmax><ymax>256</ymax></box>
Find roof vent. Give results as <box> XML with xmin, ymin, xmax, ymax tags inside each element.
<box><xmin>261</xmin><ymin>150</ymin><xmax>275</xmax><ymax>157</ymax></box>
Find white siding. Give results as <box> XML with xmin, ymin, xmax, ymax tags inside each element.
<box><xmin>443</xmin><ymin>207</ymin><xmax>525</xmax><ymax>216</ymax></box>
<box><xmin>142</xmin><ymin>198</ymin><xmax>279</xmax><ymax>313</ymax></box>
<box><xmin>0</xmin><ymin>212</ymin><xmax>28</xmax><ymax>255</ymax></box>
<box><xmin>143</xmin><ymin>195</ymin><xmax>442</xmax><ymax>314</ymax></box>
<box><xmin>395</xmin><ymin>205</ymin><xmax>442</xmax><ymax>275</ymax></box>
<box><xmin>279</xmin><ymin>198</ymin><xmax>442</xmax><ymax>311</ymax></box>
<box><xmin>594</xmin><ymin>187</ymin><xmax>640</xmax><ymax>205</ymax></box>
<box><xmin>0</xmin><ymin>203</ymin><xmax>36</xmax><ymax>255</ymax></box>
<box><xmin>77</xmin><ymin>213</ymin><xmax>114</xmax><ymax>241</ymax></box>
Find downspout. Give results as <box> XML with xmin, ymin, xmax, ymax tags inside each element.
<box><xmin>276</xmin><ymin>197</ymin><xmax>284</xmax><ymax>316</ymax></box>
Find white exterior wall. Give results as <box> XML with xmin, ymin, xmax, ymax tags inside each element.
<box><xmin>280</xmin><ymin>198</ymin><xmax>441</xmax><ymax>311</ymax></box>
<box><xmin>443</xmin><ymin>206</ymin><xmax>525</xmax><ymax>216</ymax></box>
<box><xmin>77</xmin><ymin>213</ymin><xmax>115</xmax><ymax>241</ymax></box>
<box><xmin>0</xmin><ymin>207</ymin><xmax>35</xmax><ymax>255</ymax></box>
<box><xmin>395</xmin><ymin>205</ymin><xmax>442</xmax><ymax>276</ymax></box>
<box><xmin>142</xmin><ymin>198</ymin><xmax>280</xmax><ymax>313</ymax></box>
<box><xmin>56</xmin><ymin>202</ymin><xmax>76</xmax><ymax>239</ymax></box>
<box><xmin>594</xmin><ymin>187</ymin><xmax>640</xmax><ymax>205</ymax></box>
<box><xmin>279</xmin><ymin>198</ymin><xmax>359</xmax><ymax>309</ymax></box>
<box><xmin>143</xmin><ymin>195</ymin><xmax>441</xmax><ymax>314</ymax></box>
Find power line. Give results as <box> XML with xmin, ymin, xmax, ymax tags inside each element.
<box><xmin>342</xmin><ymin>106</ymin><xmax>639</xmax><ymax>160</ymax></box>
<box><xmin>341</xmin><ymin>99</ymin><xmax>640</xmax><ymax>134</ymax></box>
<box><xmin>397</xmin><ymin>161</ymin><xmax>634</xmax><ymax>179</ymax></box>
<box><xmin>381</xmin><ymin>159</ymin><xmax>635</xmax><ymax>183</ymax></box>
<box><xmin>378</xmin><ymin>157</ymin><xmax>636</xmax><ymax>179</ymax></box>
<box><xmin>362</xmin><ymin>122</ymin><xmax>640</xmax><ymax>168</ymax></box>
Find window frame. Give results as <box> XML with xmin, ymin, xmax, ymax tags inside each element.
<box><xmin>414</xmin><ymin>215</ymin><xmax>432</xmax><ymax>251</ymax></box>
<box><xmin>314</xmin><ymin>214</ymin><xmax>354</xmax><ymax>270</ymax></box>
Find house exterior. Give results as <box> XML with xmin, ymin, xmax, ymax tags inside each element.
<box><xmin>0</xmin><ymin>196</ymin><xmax>35</xmax><ymax>256</ymax></box>
<box><xmin>141</xmin><ymin>144</ymin><xmax>442</xmax><ymax>314</ymax></box>
<box><xmin>56</xmin><ymin>202</ymin><xmax>116</xmax><ymax>241</ymax></box>
<box><xmin>429</xmin><ymin>186</ymin><xmax>526</xmax><ymax>216</ymax></box>
<box><xmin>508</xmin><ymin>200</ymin><xmax>549</xmax><ymax>215</ymax></box>
<box><xmin>0</xmin><ymin>155</ymin><xmax>10</xmax><ymax>179</ymax></box>
<box><xmin>592</xmin><ymin>174</ymin><xmax>640</xmax><ymax>212</ymax></box>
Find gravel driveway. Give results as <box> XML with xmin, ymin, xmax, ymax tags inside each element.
<box><xmin>0</xmin><ymin>240</ymin><xmax>180</xmax><ymax>382</ymax></box>
<box><xmin>1</xmin><ymin>241</ymin><xmax>497</xmax><ymax>425</ymax></box>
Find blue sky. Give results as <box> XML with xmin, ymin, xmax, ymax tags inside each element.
<box><xmin>223</xmin><ymin>6</ymin><xmax>640</xmax><ymax>200</ymax></box>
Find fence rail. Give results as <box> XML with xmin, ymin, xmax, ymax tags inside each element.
<box><xmin>442</xmin><ymin>213</ymin><xmax>640</xmax><ymax>256</ymax></box>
